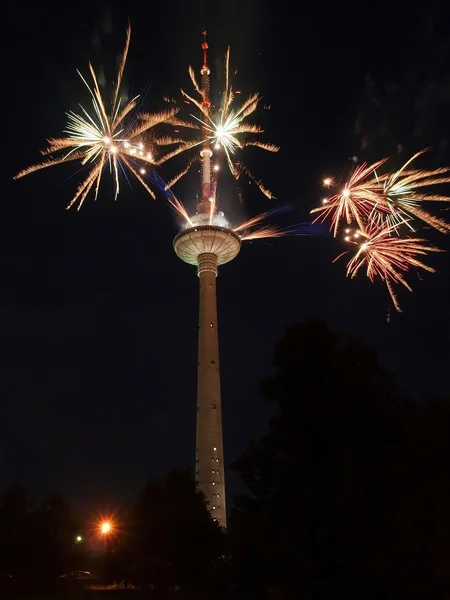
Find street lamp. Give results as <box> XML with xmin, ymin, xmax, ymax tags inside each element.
<box><xmin>100</xmin><ymin>521</ymin><xmax>111</xmax><ymax>535</ymax></box>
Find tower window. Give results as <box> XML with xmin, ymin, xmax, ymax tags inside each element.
<box><xmin>216</xmin><ymin>494</ymin><xmax>220</xmax><ymax>497</ymax></box>
<box><xmin>212</xmin><ymin>482</ymin><xmax>215</xmax><ymax>485</ymax></box>
<box><xmin>210</xmin><ymin>323</ymin><xmax>214</xmax><ymax>327</ymax></box>
<box><xmin>213</xmin><ymin>447</ymin><xmax>217</xmax><ymax>451</ymax></box>
<box><xmin>211</xmin><ymin>360</ymin><xmax>215</xmax><ymax>364</ymax></box>
<box><xmin>212</xmin><ymin>403</ymin><xmax>216</xmax><ymax>409</ymax></box>
<box><xmin>212</xmin><ymin>506</ymin><xmax>216</xmax><ymax>510</ymax></box>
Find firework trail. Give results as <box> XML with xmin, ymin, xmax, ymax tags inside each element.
<box><xmin>156</xmin><ymin>47</ymin><xmax>278</xmax><ymax>199</ymax></box>
<box><xmin>14</xmin><ymin>27</ymin><xmax>178</xmax><ymax>210</ymax></box>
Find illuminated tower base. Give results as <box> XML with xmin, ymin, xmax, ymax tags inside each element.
<box><xmin>174</xmin><ymin>219</ymin><xmax>241</xmax><ymax>527</ymax></box>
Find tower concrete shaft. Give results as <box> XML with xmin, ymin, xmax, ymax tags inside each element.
<box><xmin>174</xmin><ymin>228</ymin><xmax>240</xmax><ymax>527</ymax></box>
<box><xmin>196</xmin><ymin>252</ymin><xmax>226</xmax><ymax>526</ymax></box>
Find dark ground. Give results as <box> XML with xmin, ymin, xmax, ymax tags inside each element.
<box><xmin>1</xmin><ymin>593</ymin><xmax>240</xmax><ymax>600</ymax></box>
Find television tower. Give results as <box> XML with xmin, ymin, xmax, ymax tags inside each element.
<box><xmin>173</xmin><ymin>31</ymin><xmax>241</xmax><ymax>527</ymax></box>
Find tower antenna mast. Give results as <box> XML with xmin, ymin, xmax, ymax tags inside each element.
<box><xmin>198</xmin><ymin>30</ymin><xmax>215</xmax><ymax>216</ymax></box>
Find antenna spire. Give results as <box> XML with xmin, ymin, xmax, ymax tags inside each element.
<box><xmin>201</xmin><ymin>30</ymin><xmax>209</xmax><ymax>71</ymax></box>
<box><xmin>198</xmin><ymin>30</ymin><xmax>213</xmax><ymax>214</ymax></box>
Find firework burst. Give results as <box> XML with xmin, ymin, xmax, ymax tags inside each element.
<box><xmin>313</xmin><ymin>149</ymin><xmax>450</xmax><ymax>235</ymax></box>
<box><xmin>341</xmin><ymin>223</ymin><xmax>443</xmax><ymax>311</ymax></box>
<box><xmin>311</xmin><ymin>159</ymin><xmax>389</xmax><ymax>236</ymax></box>
<box><xmin>315</xmin><ymin>149</ymin><xmax>450</xmax><ymax>311</ymax></box>
<box><xmin>373</xmin><ymin>149</ymin><xmax>450</xmax><ymax>233</ymax></box>
<box><xmin>156</xmin><ymin>47</ymin><xmax>279</xmax><ymax>198</ymax></box>
<box><xmin>14</xmin><ymin>27</ymin><xmax>178</xmax><ymax>210</ymax></box>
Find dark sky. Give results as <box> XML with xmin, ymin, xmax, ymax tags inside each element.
<box><xmin>4</xmin><ymin>0</ymin><xmax>450</xmax><ymax>511</ymax></box>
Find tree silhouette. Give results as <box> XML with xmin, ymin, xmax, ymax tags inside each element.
<box><xmin>121</xmin><ymin>469</ymin><xmax>225</xmax><ymax>593</ymax></box>
<box><xmin>0</xmin><ymin>483</ymin><xmax>29</xmax><ymax>576</ymax></box>
<box><xmin>32</xmin><ymin>493</ymin><xmax>84</xmax><ymax>579</ymax></box>
<box><xmin>231</xmin><ymin>319</ymin><xmax>450</xmax><ymax>599</ymax></box>
<box><xmin>0</xmin><ymin>485</ymin><xmax>86</xmax><ymax>589</ymax></box>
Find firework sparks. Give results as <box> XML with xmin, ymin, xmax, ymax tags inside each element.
<box><xmin>232</xmin><ymin>213</ymin><xmax>319</xmax><ymax>241</ymax></box>
<box><xmin>311</xmin><ymin>159</ymin><xmax>389</xmax><ymax>236</ymax></box>
<box><xmin>340</xmin><ymin>223</ymin><xmax>443</xmax><ymax>311</ymax></box>
<box><xmin>157</xmin><ymin>47</ymin><xmax>279</xmax><ymax>199</ymax></box>
<box><xmin>239</xmin><ymin>225</ymin><xmax>285</xmax><ymax>241</ymax></box>
<box><xmin>166</xmin><ymin>194</ymin><xmax>286</xmax><ymax>241</ymax></box>
<box><xmin>167</xmin><ymin>192</ymin><xmax>195</xmax><ymax>227</ymax></box>
<box><xmin>313</xmin><ymin>150</ymin><xmax>450</xmax><ymax>235</ymax></box>
<box><xmin>313</xmin><ymin>149</ymin><xmax>450</xmax><ymax>311</ymax></box>
<box><xmin>153</xmin><ymin>170</ymin><xmax>287</xmax><ymax>242</ymax></box>
<box><xmin>14</xmin><ymin>27</ymin><xmax>178</xmax><ymax>210</ymax></box>
<box><xmin>152</xmin><ymin>34</ymin><xmax>287</xmax><ymax>244</ymax></box>
<box><xmin>231</xmin><ymin>209</ymin><xmax>285</xmax><ymax>240</ymax></box>
<box><xmin>374</xmin><ymin>149</ymin><xmax>450</xmax><ymax>233</ymax></box>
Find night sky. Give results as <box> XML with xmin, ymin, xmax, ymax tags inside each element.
<box><xmin>4</xmin><ymin>0</ymin><xmax>450</xmax><ymax>511</ymax></box>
